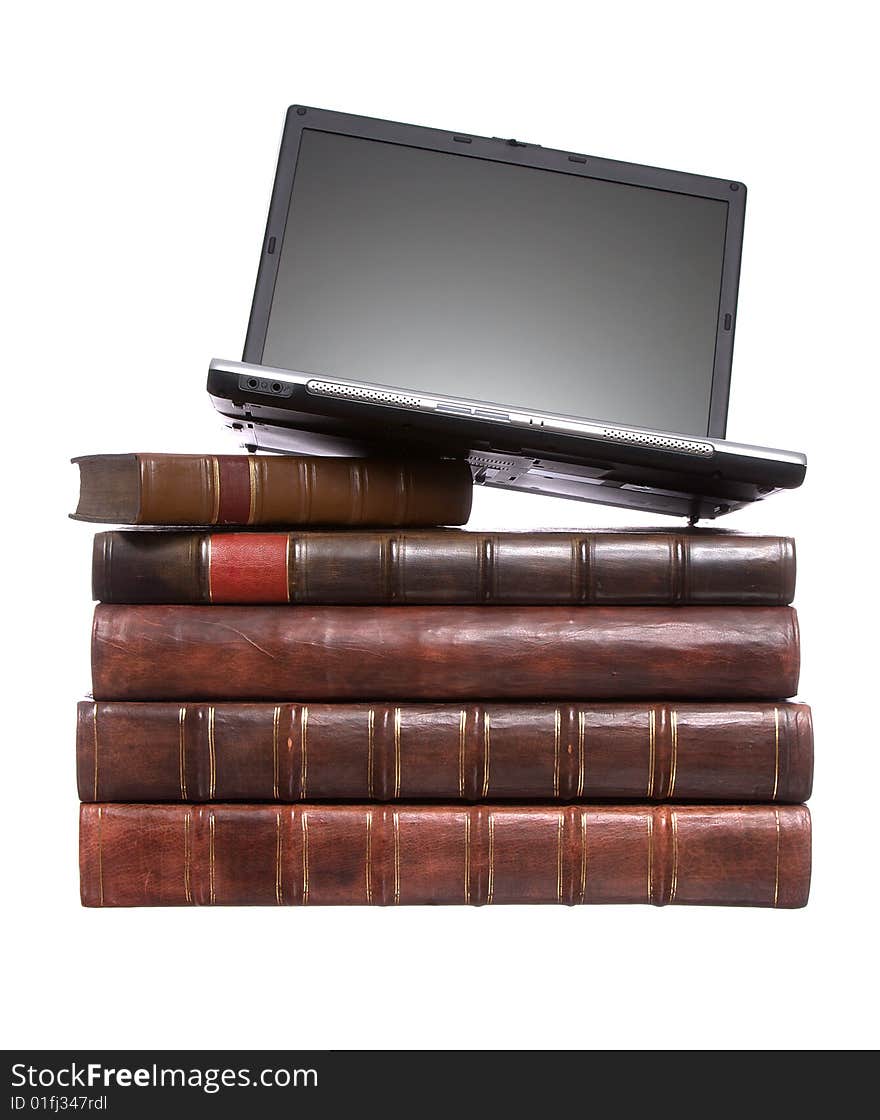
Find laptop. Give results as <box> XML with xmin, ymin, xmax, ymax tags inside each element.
<box><xmin>207</xmin><ymin>105</ymin><xmax>806</xmax><ymax>521</ymax></box>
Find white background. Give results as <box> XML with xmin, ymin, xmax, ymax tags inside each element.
<box><xmin>3</xmin><ymin>1</ymin><xmax>878</xmax><ymax>1050</ymax></box>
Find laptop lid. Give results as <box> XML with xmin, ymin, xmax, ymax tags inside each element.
<box><xmin>244</xmin><ymin>105</ymin><xmax>746</xmax><ymax>440</ymax></box>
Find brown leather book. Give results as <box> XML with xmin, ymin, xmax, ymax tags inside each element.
<box><xmin>91</xmin><ymin>604</ymin><xmax>800</xmax><ymax>701</ymax></box>
<box><xmin>77</xmin><ymin>700</ymin><xmax>813</xmax><ymax>804</ymax></box>
<box><xmin>91</xmin><ymin>529</ymin><xmax>796</xmax><ymax>605</ymax></box>
<box><xmin>79</xmin><ymin>802</ymin><xmax>812</xmax><ymax>908</ymax></box>
<box><xmin>71</xmin><ymin>453</ymin><xmax>473</xmax><ymax>526</ymax></box>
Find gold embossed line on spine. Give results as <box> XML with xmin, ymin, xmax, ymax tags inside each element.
<box><xmin>576</xmin><ymin>709</ymin><xmax>586</xmax><ymax>797</ymax></box>
<box><xmin>671</xmin><ymin>536</ymin><xmax>687</xmax><ymax>604</ymax></box>
<box><xmin>207</xmin><ymin>706</ymin><xmax>216</xmax><ymax>799</ymax></box>
<box><xmin>96</xmin><ymin>806</ymin><xmax>104</xmax><ymax>907</ymax></box>
<box><xmin>246</xmin><ymin>456</ymin><xmax>258</xmax><ymax>525</ymax></box>
<box><xmin>476</xmin><ymin>536</ymin><xmax>488</xmax><ymax>602</ymax></box>
<box><xmin>579</xmin><ymin>810</ymin><xmax>588</xmax><ymax>905</ymax></box>
<box><xmin>392</xmin><ymin>810</ymin><xmax>401</xmax><ymax>905</ymax></box>
<box><xmin>92</xmin><ymin>702</ymin><xmax>100</xmax><ymax>801</ymax></box>
<box><xmin>183</xmin><ymin>809</ymin><xmax>192</xmax><ymax>904</ymax></box>
<box><xmin>206</xmin><ymin>535</ymin><xmax>213</xmax><ymax>603</ymax></box>
<box><xmin>556</xmin><ymin>813</ymin><xmax>564</xmax><ymax>903</ymax></box>
<box><xmin>646</xmin><ymin>814</ymin><xmax>654</xmax><ymax>904</ymax></box>
<box><xmin>669</xmin><ymin>810</ymin><xmax>679</xmax><ymax>904</ymax></box>
<box><xmin>210</xmin><ymin>456</ymin><xmax>221</xmax><ymax>524</ymax></box>
<box><xmin>301</xmin><ymin>812</ymin><xmax>309</xmax><ymax>905</ymax></box>
<box><xmin>482</xmin><ymin>713</ymin><xmax>491</xmax><ymax>798</ymax></box>
<box><xmin>367</xmin><ymin>708</ymin><xmax>375</xmax><ymax>799</ymax></box>
<box><xmin>571</xmin><ymin>537</ymin><xmax>585</xmax><ymax>602</ymax></box>
<box><xmin>272</xmin><ymin>705</ymin><xmax>281</xmax><ymax>800</ymax></box>
<box><xmin>300</xmin><ymin>706</ymin><xmax>309</xmax><ymax>799</ymax></box>
<box><xmin>646</xmin><ymin>708</ymin><xmax>656</xmax><ymax>798</ymax></box>
<box><xmin>484</xmin><ymin>535</ymin><xmax>496</xmax><ymax>602</ymax></box>
<box><xmin>553</xmin><ymin>708</ymin><xmax>561</xmax><ymax>798</ymax></box>
<box><xmin>463</xmin><ymin>813</ymin><xmax>471</xmax><ymax>904</ymax></box>
<box><xmin>666</xmin><ymin>709</ymin><xmax>679</xmax><ymax>798</ymax></box>
<box><xmin>178</xmin><ymin>705</ymin><xmax>187</xmax><ymax>800</ymax></box>
<box><xmin>284</xmin><ymin>533</ymin><xmax>292</xmax><ymax>603</ymax></box>
<box><xmin>458</xmin><ymin>709</ymin><xmax>467</xmax><ymax>799</ymax></box>
<box><xmin>487</xmin><ymin>813</ymin><xmax>495</xmax><ymax>905</ymax></box>
<box><xmin>275</xmin><ymin>811</ymin><xmax>284</xmax><ymax>905</ymax></box>
<box><xmin>773</xmin><ymin>808</ymin><xmax>781</xmax><ymax>907</ymax></box>
<box><xmin>365</xmin><ymin>812</ymin><xmax>373</xmax><ymax>904</ymax></box>
<box><xmin>306</xmin><ymin>460</ymin><xmax>317</xmax><ymax>523</ymax></box>
<box><xmin>208</xmin><ymin>810</ymin><xmax>216</xmax><ymax>905</ymax></box>
<box><xmin>393</xmin><ymin>707</ymin><xmax>402</xmax><ymax>798</ymax></box>
<box><xmin>771</xmin><ymin>707</ymin><xmax>780</xmax><ymax>801</ymax></box>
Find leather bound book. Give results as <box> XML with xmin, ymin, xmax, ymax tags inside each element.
<box><xmin>91</xmin><ymin>529</ymin><xmax>796</xmax><ymax>605</ymax></box>
<box><xmin>71</xmin><ymin>454</ymin><xmax>473</xmax><ymax>526</ymax></box>
<box><xmin>91</xmin><ymin>604</ymin><xmax>800</xmax><ymax>701</ymax></box>
<box><xmin>79</xmin><ymin>802</ymin><xmax>812</xmax><ymax>908</ymax></box>
<box><xmin>77</xmin><ymin>700</ymin><xmax>814</xmax><ymax>804</ymax></box>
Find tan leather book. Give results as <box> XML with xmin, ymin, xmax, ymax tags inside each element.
<box><xmin>71</xmin><ymin>453</ymin><xmax>473</xmax><ymax>526</ymax></box>
<box><xmin>80</xmin><ymin>803</ymin><xmax>812</xmax><ymax>908</ymax></box>
<box><xmin>91</xmin><ymin>529</ymin><xmax>797</xmax><ymax>605</ymax></box>
<box><xmin>77</xmin><ymin>700</ymin><xmax>813</xmax><ymax>804</ymax></box>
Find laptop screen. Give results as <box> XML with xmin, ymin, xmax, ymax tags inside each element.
<box><xmin>261</xmin><ymin>129</ymin><xmax>729</xmax><ymax>436</ymax></box>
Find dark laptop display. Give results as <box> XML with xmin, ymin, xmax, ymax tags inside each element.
<box><xmin>208</xmin><ymin>106</ymin><xmax>804</xmax><ymax>520</ymax></box>
<box><xmin>261</xmin><ymin>129</ymin><xmax>729</xmax><ymax>438</ymax></box>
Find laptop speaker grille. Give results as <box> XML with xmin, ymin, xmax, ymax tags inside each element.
<box><xmin>306</xmin><ymin>380</ymin><xmax>713</xmax><ymax>457</ymax></box>
<box><xmin>307</xmin><ymin>380</ymin><xmax>423</xmax><ymax>408</ymax></box>
<box><xmin>467</xmin><ymin>454</ymin><xmax>520</xmax><ymax>471</ymax></box>
<box><xmin>601</xmin><ymin>426</ymin><xmax>714</xmax><ymax>457</ymax></box>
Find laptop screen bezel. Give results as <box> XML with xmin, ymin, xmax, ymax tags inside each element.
<box><xmin>243</xmin><ymin>105</ymin><xmax>746</xmax><ymax>440</ymax></box>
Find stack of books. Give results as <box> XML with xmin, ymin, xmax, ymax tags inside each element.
<box><xmin>74</xmin><ymin>452</ymin><xmax>812</xmax><ymax>908</ymax></box>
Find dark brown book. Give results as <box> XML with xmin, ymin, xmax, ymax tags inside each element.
<box><xmin>79</xmin><ymin>802</ymin><xmax>812</xmax><ymax>908</ymax></box>
<box><xmin>71</xmin><ymin>453</ymin><xmax>473</xmax><ymax>526</ymax></box>
<box><xmin>91</xmin><ymin>529</ymin><xmax>796</xmax><ymax>605</ymax></box>
<box><xmin>77</xmin><ymin>700</ymin><xmax>814</xmax><ymax>804</ymax></box>
<box><xmin>91</xmin><ymin>604</ymin><xmax>800</xmax><ymax>701</ymax></box>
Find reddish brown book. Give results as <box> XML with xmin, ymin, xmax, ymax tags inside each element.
<box><xmin>91</xmin><ymin>529</ymin><xmax>796</xmax><ymax>605</ymax></box>
<box><xmin>79</xmin><ymin>802</ymin><xmax>812</xmax><ymax>908</ymax></box>
<box><xmin>71</xmin><ymin>453</ymin><xmax>473</xmax><ymax>526</ymax></box>
<box><xmin>77</xmin><ymin>700</ymin><xmax>813</xmax><ymax>804</ymax></box>
<box><xmin>91</xmin><ymin>604</ymin><xmax>800</xmax><ymax>701</ymax></box>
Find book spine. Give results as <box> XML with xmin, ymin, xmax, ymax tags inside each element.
<box><xmin>79</xmin><ymin>802</ymin><xmax>812</xmax><ymax>908</ymax></box>
<box><xmin>90</xmin><ymin>604</ymin><xmax>800</xmax><ymax>701</ymax></box>
<box><xmin>77</xmin><ymin>700</ymin><xmax>814</xmax><ymax>804</ymax></box>
<box><xmin>92</xmin><ymin>531</ymin><xmax>796</xmax><ymax>605</ymax></box>
<box><xmin>135</xmin><ymin>455</ymin><xmax>473</xmax><ymax>526</ymax></box>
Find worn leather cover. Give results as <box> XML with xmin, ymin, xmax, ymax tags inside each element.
<box><xmin>91</xmin><ymin>529</ymin><xmax>797</xmax><ymax>605</ymax></box>
<box><xmin>91</xmin><ymin>604</ymin><xmax>800</xmax><ymax>701</ymax></box>
<box><xmin>79</xmin><ymin>802</ymin><xmax>811</xmax><ymax>908</ymax></box>
<box><xmin>71</xmin><ymin>454</ymin><xmax>473</xmax><ymax>526</ymax></box>
<box><xmin>77</xmin><ymin>700</ymin><xmax>813</xmax><ymax>803</ymax></box>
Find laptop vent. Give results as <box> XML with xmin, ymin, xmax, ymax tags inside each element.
<box><xmin>467</xmin><ymin>454</ymin><xmax>519</xmax><ymax>471</ymax></box>
<box><xmin>307</xmin><ymin>380</ymin><xmax>423</xmax><ymax>408</ymax></box>
<box><xmin>601</xmin><ymin>426</ymin><xmax>714</xmax><ymax>457</ymax></box>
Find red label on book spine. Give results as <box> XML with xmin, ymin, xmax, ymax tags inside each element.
<box><xmin>216</xmin><ymin>456</ymin><xmax>253</xmax><ymax>525</ymax></box>
<box><xmin>208</xmin><ymin>534</ymin><xmax>289</xmax><ymax>602</ymax></box>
